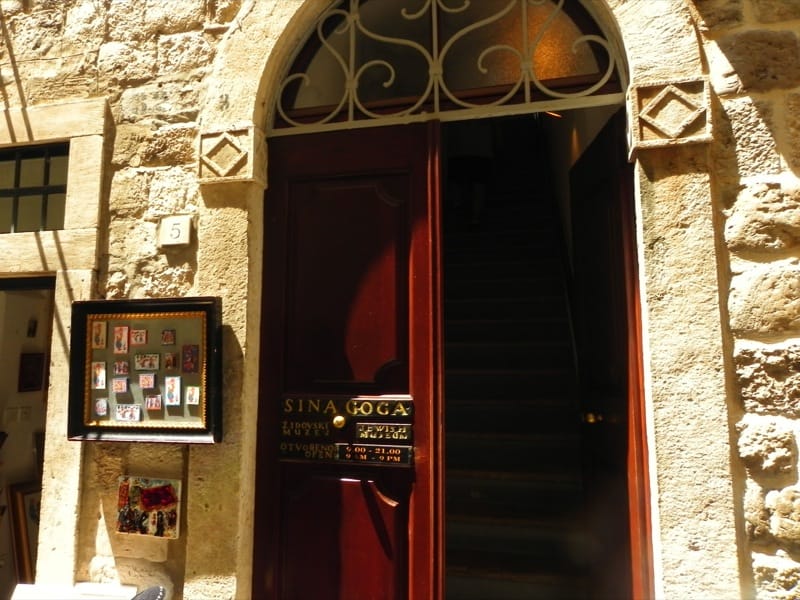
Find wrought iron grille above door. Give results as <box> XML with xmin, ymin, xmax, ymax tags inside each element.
<box><xmin>271</xmin><ymin>0</ymin><xmax>626</xmax><ymax>136</ymax></box>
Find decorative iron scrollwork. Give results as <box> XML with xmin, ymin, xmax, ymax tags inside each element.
<box><xmin>274</xmin><ymin>0</ymin><xmax>619</xmax><ymax>133</ymax></box>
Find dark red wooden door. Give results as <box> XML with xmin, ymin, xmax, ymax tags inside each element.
<box><xmin>254</xmin><ymin>124</ymin><xmax>441</xmax><ymax>600</ymax></box>
<box><xmin>570</xmin><ymin>109</ymin><xmax>652</xmax><ymax>598</ymax></box>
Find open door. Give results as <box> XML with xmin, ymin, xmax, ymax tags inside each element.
<box><xmin>570</xmin><ymin>108</ymin><xmax>652</xmax><ymax>599</ymax></box>
<box><xmin>253</xmin><ymin>123</ymin><xmax>442</xmax><ymax>600</ymax></box>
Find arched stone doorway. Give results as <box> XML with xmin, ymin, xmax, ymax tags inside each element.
<box><xmin>254</xmin><ymin>2</ymin><xmax>638</xmax><ymax>598</ymax></box>
<box><xmin>196</xmin><ymin>2</ymin><xmax>736</xmax><ymax>599</ymax></box>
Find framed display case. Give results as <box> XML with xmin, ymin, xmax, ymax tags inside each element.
<box><xmin>68</xmin><ymin>297</ymin><xmax>222</xmax><ymax>443</ymax></box>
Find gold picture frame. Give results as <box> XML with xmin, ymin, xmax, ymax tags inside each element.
<box><xmin>68</xmin><ymin>297</ymin><xmax>222</xmax><ymax>443</ymax></box>
<box><xmin>9</xmin><ymin>481</ymin><xmax>41</xmax><ymax>583</ymax></box>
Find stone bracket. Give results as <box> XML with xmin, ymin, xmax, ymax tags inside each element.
<box><xmin>199</xmin><ymin>123</ymin><xmax>266</xmax><ymax>187</ymax></box>
<box><xmin>628</xmin><ymin>76</ymin><xmax>712</xmax><ymax>159</ymax></box>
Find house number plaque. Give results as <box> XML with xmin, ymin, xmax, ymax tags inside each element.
<box><xmin>280</xmin><ymin>394</ymin><xmax>414</xmax><ymax>467</ymax></box>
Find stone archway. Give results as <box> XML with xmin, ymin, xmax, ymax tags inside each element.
<box><xmin>195</xmin><ymin>2</ymin><xmax>740</xmax><ymax>598</ymax></box>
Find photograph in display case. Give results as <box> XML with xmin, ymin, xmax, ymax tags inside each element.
<box><xmin>9</xmin><ymin>481</ymin><xmax>40</xmax><ymax>583</ymax></box>
<box><xmin>68</xmin><ymin>297</ymin><xmax>222</xmax><ymax>443</ymax></box>
<box><xmin>116</xmin><ymin>475</ymin><xmax>181</xmax><ymax>539</ymax></box>
<box><xmin>18</xmin><ymin>352</ymin><xmax>46</xmax><ymax>392</ymax></box>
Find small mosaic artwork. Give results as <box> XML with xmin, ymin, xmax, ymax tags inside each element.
<box><xmin>117</xmin><ymin>476</ymin><xmax>181</xmax><ymax>539</ymax></box>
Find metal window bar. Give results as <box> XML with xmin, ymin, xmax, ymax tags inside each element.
<box><xmin>0</xmin><ymin>143</ymin><xmax>68</xmax><ymax>233</ymax></box>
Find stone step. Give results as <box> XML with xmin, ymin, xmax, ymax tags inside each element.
<box><xmin>445</xmin><ymin>317</ymin><xmax>571</xmax><ymax>344</ymax></box>
<box><xmin>445</xmin><ymin>339</ymin><xmax>573</xmax><ymax>369</ymax></box>
<box><xmin>445</xmin><ymin>432</ymin><xmax>582</xmax><ymax>474</ymax></box>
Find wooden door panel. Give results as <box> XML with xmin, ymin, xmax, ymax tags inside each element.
<box><xmin>570</xmin><ymin>108</ymin><xmax>649</xmax><ymax>598</ymax></box>
<box><xmin>286</xmin><ymin>176</ymin><xmax>409</xmax><ymax>393</ymax></box>
<box><xmin>256</xmin><ymin>123</ymin><xmax>440</xmax><ymax>600</ymax></box>
<box><xmin>280</xmin><ymin>472</ymin><xmax>409</xmax><ymax>600</ymax></box>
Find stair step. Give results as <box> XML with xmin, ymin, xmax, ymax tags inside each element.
<box><xmin>445</xmin><ymin>340</ymin><xmax>572</xmax><ymax>369</ymax></box>
<box><xmin>446</xmin><ymin>318</ymin><xmax>570</xmax><ymax>343</ymax></box>
<box><xmin>445</xmin><ymin>368</ymin><xmax>574</xmax><ymax>399</ymax></box>
<box><xmin>444</xmin><ymin>275</ymin><xmax>563</xmax><ymax>298</ymax></box>
<box><xmin>446</xmin><ymin>432</ymin><xmax>582</xmax><ymax>473</ymax></box>
<box><xmin>446</xmin><ymin>515</ymin><xmax>593</xmax><ymax>568</ymax></box>
<box><xmin>446</xmin><ymin>469</ymin><xmax>584</xmax><ymax>513</ymax></box>
<box><xmin>445</xmin><ymin>296</ymin><xmax>566</xmax><ymax>320</ymax></box>
<box><xmin>445</xmin><ymin>397</ymin><xmax>579</xmax><ymax>434</ymax></box>
<box><xmin>443</xmin><ymin>191</ymin><xmax>589</xmax><ymax>599</ymax></box>
<box><xmin>446</xmin><ymin>568</ymin><xmax>588</xmax><ymax>600</ymax></box>
<box><xmin>446</xmin><ymin>258</ymin><xmax>562</xmax><ymax>279</ymax></box>
<box><xmin>443</xmin><ymin>238</ymin><xmax>560</xmax><ymax>258</ymax></box>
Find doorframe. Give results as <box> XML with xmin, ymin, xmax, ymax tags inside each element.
<box><xmin>255</xmin><ymin>112</ymin><xmax>653</xmax><ymax>599</ymax></box>
<box><xmin>192</xmin><ymin>2</ymin><xmax>720</xmax><ymax>596</ymax></box>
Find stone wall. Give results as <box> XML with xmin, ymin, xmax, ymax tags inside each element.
<box><xmin>696</xmin><ymin>0</ymin><xmax>800</xmax><ymax>597</ymax></box>
<box><xmin>0</xmin><ymin>1</ymin><xmax>252</xmax><ymax>599</ymax></box>
<box><xmin>4</xmin><ymin>0</ymin><xmax>800</xmax><ymax>598</ymax></box>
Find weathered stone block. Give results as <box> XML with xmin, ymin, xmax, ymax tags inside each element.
<box><xmin>726</xmin><ymin>183</ymin><xmax>800</xmax><ymax>253</ymax></box>
<box><xmin>718</xmin><ymin>30</ymin><xmax>800</xmax><ymax>91</ymax></box>
<box><xmin>140</xmin><ymin>262</ymin><xmax>196</xmax><ymax>298</ymax></box>
<box><xmin>730</xmin><ymin>262</ymin><xmax>800</xmax><ymax>335</ymax></box>
<box><xmin>157</xmin><ymin>32</ymin><xmax>215</xmax><ymax>76</ymax></box>
<box><xmin>118</xmin><ymin>82</ymin><xmax>201</xmax><ymax>124</ymax></box>
<box><xmin>112</xmin><ymin>124</ymin><xmax>196</xmax><ymax>168</ymax></box>
<box><xmin>737</xmin><ymin>414</ymin><xmax>797</xmax><ymax>476</ymax></box>
<box><xmin>735</xmin><ymin>341</ymin><xmax>800</xmax><ymax>416</ymax></box>
<box><xmin>63</xmin><ymin>0</ymin><xmax>108</xmax><ymax>54</ymax></box>
<box><xmin>112</xmin><ymin>124</ymin><xmax>157</xmax><ymax>167</ymax></box>
<box><xmin>23</xmin><ymin>61</ymin><xmax>99</xmax><ymax>105</ymax></box>
<box><xmin>145</xmin><ymin>1</ymin><xmax>204</xmax><ymax>35</ymax></box>
<box><xmin>139</xmin><ymin>125</ymin><xmax>198</xmax><ymax>168</ymax></box>
<box><xmin>721</xmin><ymin>97</ymin><xmax>780</xmax><ymax>177</ymax></box>
<box><xmin>211</xmin><ymin>0</ymin><xmax>243</xmax><ymax>24</ymax></box>
<box><xmin>787</xmin><ymin>93</ymin><xmax>800</xmax><ymax>173</ymax></box>
<box><xmin>767</xmin><ymin>487</ymin><xmax>800</xmax><ymax>548</ymax></box>
<box><xmin>6</xmin><ymin>8</ymin><xmax>62</xmax><ymax>58</ymax></box>
<box><xmin>753</xmin><ymin>0</ymin><xmax>800</xmax><ymax>24</ymax></box>
<box><xmin>752</xmin><ymin>551</ymin><xmax>800</xmax><ymax>599</ymax></box>
<box><xmin>107</xmin><ymin>0</ymin><xmax>151</xmax><ymax>42</ymax></box>
<box><xmin>109</xmin><ymin>169</ymin><xmax>153</xmax><ymax>219</ymax></box>
<box><xmin>146</xmin><ymin>166</ymin><xmax>199</xmax><ymax>216</ymax></box>
<box><xmin>109</xmin><ymin>0</ymin><xmax>203</xmax><ymax>41</ymax></box>
<box><xmin>692</xmin><ymin>0</ymin><xmax>744</xmax><ymax>30</ymax></box>
<box><xmin>745</xmin><ymin>479</ymin><xmax>772</xmax><ymax>541</ymax></box>
<box><xmin>98</xmin><ymin>41</ymin><xmax>157</xmax><ymax>86</ymax></box>
<box><xmin>706</xmin><ymin>41</ymin><xmax>742</xmax><ymax>97</ymax></box>
<box><xmin>0</xmin><ymin>1</ymin><xmax>25</xmax><ymax>16</ymax></box>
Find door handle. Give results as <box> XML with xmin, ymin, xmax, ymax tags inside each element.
<box><xmin>583</xmin><ymin>411</ymin><xmax>604</xmax><ymax>424</ymax></box>
<box><xmin>582</xmin><ymin>411</ymin><xmax>621</xmax><ymax>425</ymax></box>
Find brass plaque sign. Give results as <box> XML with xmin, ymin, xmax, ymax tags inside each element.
<box><xmin>282</xmin><ymin>396</ymin><xmax>413</xmax><ymax>418</ymax></box>
<box><xmin>337</xmin><ymin>443</ymin><xmax>413</xmax><ymax>465</ymax></box>
<box><xmin>279</xmin><ymin>394</ymin><xmax>414</xmax><ymax>466</ymax></box>
<box><xmin>279</xmin><ymin>442</ymin><xmax>337</xmax><ymax>461</ymax></box>
<box><xmin>356</xmin><ymin>422</ymin><xmax>412</xmax><ymax>441</ymax></box>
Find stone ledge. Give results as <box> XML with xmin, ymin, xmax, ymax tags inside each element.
<box><xmin>0</xmin><ymin>229</ymin><xmax>99</xmax><ymax>273</ymax></box>
<box><xmin>0</xmin><ymin>99</ymin><xmax>109</xmax><ymax>146</ymax></box>
<box><xmin>11</xmin><ymin>582</ymin><xmax>136</xmax><ymax>599</ymax></box>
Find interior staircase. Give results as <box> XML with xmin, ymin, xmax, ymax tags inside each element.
<box><xmin>443</xmin><ymin>189</ymin><xmax>592</xmax><ymax>599</ymax></box>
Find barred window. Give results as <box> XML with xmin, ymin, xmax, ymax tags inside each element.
<box><xmin>0</xmin><ymin>143</ymin><xmax>69</xmax><ymax>233</ymax></box>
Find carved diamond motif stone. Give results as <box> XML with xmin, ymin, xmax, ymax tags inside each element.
<box><xmin>201</xmin><ymin>132</ymin><xmax>247</xmax><ymax>178</ymax></box>
<box><xmin>639</xmin><ymin>84</ymin><xmax>704</xmax><ymax>140</ymax></box>
<box><xmin>628</xmin><ymin>77</ymin><xmax>712</xmax><ymax>155</ymax></box>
